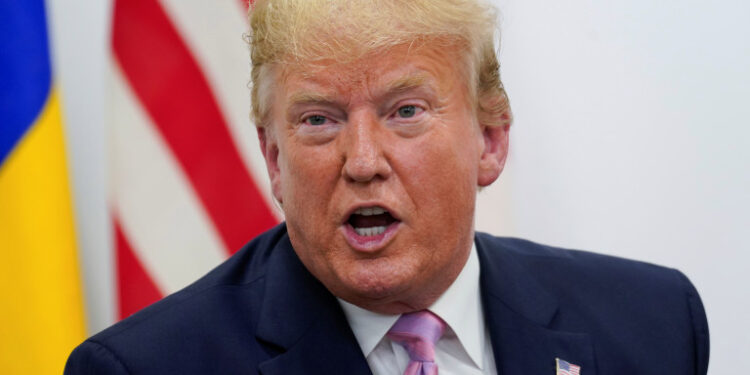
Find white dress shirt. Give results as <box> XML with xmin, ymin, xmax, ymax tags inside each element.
<box><xmin>338</xmin><ymin>243</ymin><xmax>498</xmax><ymax>375</ymax></box>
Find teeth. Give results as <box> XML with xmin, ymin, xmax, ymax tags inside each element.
<box><xmin>354</xmin><ymin>226</ymin><xmax>387</xmax><ymax>237</ymax></box>
<box><xmin>354</xmin><ymin>206</ymin><xmax>387</xmax><ymax>216</ymax></box>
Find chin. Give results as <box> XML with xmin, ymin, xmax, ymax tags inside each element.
<box><xmin>335</xmin><ymin>257</ymin><xmax>417</xmax><ymax>303</ymax></box>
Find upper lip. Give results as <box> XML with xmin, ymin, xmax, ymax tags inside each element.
<box><xmin>342</xmin><ymin>202</ymin><xmax>401</xmax><ymax>224</ymax></box>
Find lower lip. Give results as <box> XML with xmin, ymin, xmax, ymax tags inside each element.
<box><xmin>342</xmin><ymin>221</ymin><xmax>401</xmax><ymax>252</ymax></box>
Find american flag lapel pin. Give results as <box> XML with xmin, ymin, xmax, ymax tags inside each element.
<box><xmin>556</xmin><ymin>358</ymin><xmax>581</xmax><ymax>375</ymax></box>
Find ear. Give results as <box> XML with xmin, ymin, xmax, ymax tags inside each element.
<box><xmin>257</xmin><ymin>126</ymin><xmax>284</xmax><ymax>204</ymax></box>
<box><xmin>477</xmin><ymin>118</ymin><xmax>510</xmax><ymax>187</ymax></box>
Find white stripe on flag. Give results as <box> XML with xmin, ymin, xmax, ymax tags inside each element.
<box><xmin>111</xmin><ymin>63</ymin><xmax>228</xmax><ymax>294</ymax></box>
<box><xmin>157</xmin><ymin>0</ymin><xmax>281</xmax><ymax>219</ymax></box>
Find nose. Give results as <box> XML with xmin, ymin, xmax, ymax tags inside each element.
<box><xmin>341</xmin><ymin>111</ymin><xmax>392</xmax><ymax>183</ymax></box>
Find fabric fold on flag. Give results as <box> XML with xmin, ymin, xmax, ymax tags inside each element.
<box><xmin>110</xmin><ymin>0</ymin><xmax>279</xmax><ymax>318</ymax></box>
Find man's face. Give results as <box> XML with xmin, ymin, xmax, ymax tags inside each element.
<box><xmin>260</xmin><ymin>43</ymin><xmax>508</xmax><ymax>313</ymax></box>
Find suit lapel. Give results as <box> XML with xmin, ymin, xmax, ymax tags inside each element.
<box><xmin>476</xmin><ymin>234</ymin><xmax>597</xmax><ymax>375</ymax></box>
<box><xmin>255</xmin><ymin>235</ymin><xmax>372</xmax><ymax>375</ymax></box>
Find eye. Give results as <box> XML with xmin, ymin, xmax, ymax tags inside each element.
<box><xmin>396</xmin><ymin>105</ymin><xmax>418</xmax><ymax>118</ymax></box>
<box><xmin>304</xmin><ymin>114</ymin><xmax>328</xmax><ymax>126</ymax></box>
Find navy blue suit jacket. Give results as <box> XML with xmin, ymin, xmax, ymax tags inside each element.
<box><xmin>65</xmin><ymin>224</ymin><xmax>709</xmax><ymax>374</ymax></box>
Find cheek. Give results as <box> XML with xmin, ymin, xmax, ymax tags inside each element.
<box><xmin>278</xmin><ymin>143</ymin><xmax>340</xmax><ymax>266</ymax></box>
<box><xmin>406</xmin><ymin>130</ymin><xmax>479</xmax><ymax>186</ymax></box>
<box><xmin>281</xmin><ymin>142</ymin><xmax>333</xmax><ymax>196</ymax></box>
<box><xmin>278</xmin><ymin>141</ymin><xmax>344</xmax><ymax>237</ymax></box>
<box><xmin>393</xmin><ymin>130</ymin><xmax>480</xmax><ymax>226</ymax></box>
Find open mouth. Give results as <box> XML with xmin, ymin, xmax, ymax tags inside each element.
<box><xmin>341</xmin><ymin>205</ymin><xmax>402</xmax><ymax>251</ymax></box>
<box><xmin>347</xmin><ymin>206</ymin><xmax>399</xmax><ymax>237</ymax></box>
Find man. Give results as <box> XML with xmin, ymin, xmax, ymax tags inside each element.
<box><xmin>66</xmin><ymin>0</ymin><xmax>709</xmax><ymax>374</ymax></box>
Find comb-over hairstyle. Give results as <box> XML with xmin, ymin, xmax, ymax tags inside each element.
<box><xmin>248</xmin><ymin>0</ymin><xmax>512</xmax><ymax>129</ymax></box>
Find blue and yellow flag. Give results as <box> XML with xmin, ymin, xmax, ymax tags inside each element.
<box><xmin>0</xmin><ymin>1</ymin><xmax>86</xmax><ymax>373</ymax></box>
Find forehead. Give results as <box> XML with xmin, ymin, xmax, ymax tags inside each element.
<box><xmin>274</xmin><ymin>43</ymin><xmax>468</xmax><ymax>104</ymax></box>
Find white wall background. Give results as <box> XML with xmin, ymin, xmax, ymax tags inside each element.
<box><xmin>48</xmin><ymin>0</ymin><xmax>115</xmax><ymax>344</ymax></box>
<box><xmin>49</xmin><ymin>0</ymin><xmax>749</xmax><ymax>372</ymax></box>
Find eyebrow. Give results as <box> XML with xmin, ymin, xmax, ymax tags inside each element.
<box><xmin>382</xmin><ymin>73</ymin><xmax>431</xmax><ymax>96</ymax></box>
<box><xmin>288</xmin><ymin>91</ymin><xmax>341</xmax><ymax>108</ymax></box>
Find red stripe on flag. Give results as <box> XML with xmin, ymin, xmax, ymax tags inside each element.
<box><xmin>112</xmin><ymin>0</ymin><xmax>277</xmax><ymax>253</ymax></box>
<box><xmin>115</xmin><ymin>219</ymin><xmax>164</xmax><ymax>319</ymax></box>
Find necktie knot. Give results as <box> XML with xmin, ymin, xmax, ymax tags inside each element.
<box><xmin>387</xmin><ymin>310</ymin><xmax>446</xmax><ymax>375</ymax></box>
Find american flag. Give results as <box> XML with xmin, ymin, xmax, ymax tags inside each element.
<box><xmin>110</xmin><ymin>0</ymin><xmax>280</xmax><ymax>319</ymax></box>
<box><xmin>556</xmin><ymin>358</ymin><xmax>581</xmax><ymax>375</ymax></box>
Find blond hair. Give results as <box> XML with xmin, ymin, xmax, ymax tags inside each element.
<box><xmin>248</xmin><ymin>0</ymin><xmax>511</xmax><ymax>128</ymax></box>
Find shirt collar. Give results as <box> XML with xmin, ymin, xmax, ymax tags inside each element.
<box><xmin>338</xmin><ymin>242</ymin><xmax>485</xmax><ymax>368</ymax></box>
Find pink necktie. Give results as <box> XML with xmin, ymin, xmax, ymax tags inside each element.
<box><xmin>386</xmin><ymin>310</ymin><xmax>447</xmax><ymax>375</ymax></box>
